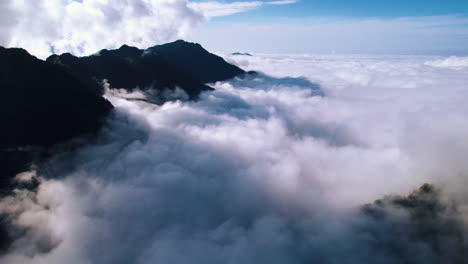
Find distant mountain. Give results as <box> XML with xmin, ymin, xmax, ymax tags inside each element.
<box><xmin>232</xmin><ymin>52</ymin><xmax>253</xmax><ymax>57</ymax></box>
<box><xmin>47</xmin><ymin>40</ymin><xmax>245</xmax><ymax>98</ymax></box>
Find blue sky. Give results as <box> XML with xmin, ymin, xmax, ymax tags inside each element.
<box><xmin>187</xmin><ymin>0</ymin><xmax>468</xmax><ymax>55</ymax></box>
<box><xmin>198</xmin><ymin>0</ymin><xmax>468</xmax><ymax>19</ymax></box>
<box><xmin>54</xmin><ymin>0</ymin><xmax>468</xmax><ymax>55</ymax></box>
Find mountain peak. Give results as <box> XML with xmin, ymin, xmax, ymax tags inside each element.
<box><xmin>152</xmin><ymin>39</ymin><xmax>203</xmax><ymax>50</ymax></box>
<box><xmin>118</xmin><ymin>44</ymin><xmax>139</xmax><ymax>51</ymax></box>
<box><xmin>114</xmin><ymin>44</ymin><xmax>142</xmax><ymax>57</ymax></box>
<box><xmin>172</xmin><ymin>39</ymin><xmax>196</xmax><ymax>45</ymax></box>
<box><xmin>148</xmin><ymin>40</ymin><xmax>245</xmax><ymax>83</ymax></box>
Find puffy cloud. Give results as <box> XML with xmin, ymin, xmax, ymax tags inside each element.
<box><xmin>1</xmin><ymin>54</ymin><xmax>468</xmax><ymax>263</ymax></box>
<box><xmin>0</xmin><ymin>0</ymin><xmax>17</xmax><ymax>44</ymax></box>
<box><xmin>0</xmin><ymin>0</ymin><xmax>298</xmax><ymax>58</ymax></box>
<box><xmin>1</xmin><ymin>0</ymin><xmax>204</xmax><ymax>58</ymax></box>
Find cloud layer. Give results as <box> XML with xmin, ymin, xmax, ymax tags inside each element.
<box><xmin>425</xmin><ymin>56</ymin><xmax>468</xmax><ymax>69</ymax></box>
<box><xmin>1</xmin><ymin>53</ymin><xmax>468</xmax><ymax>263</ymax></box>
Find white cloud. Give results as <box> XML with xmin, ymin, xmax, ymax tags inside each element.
<box><xmin>425</xmin><ymin>56</ymin><xmax>468</xmax><ymax>69</ymax></box>
<box><xmin>1</xmin><ymin>0</ymin><xmax>204</xmax><ymax>58</ymax></box>
<box><xmin>0</xmin><ymin>0</ymin><xmax>298</xmax><ymax>58</ymax></box>
<box><xmin>0</xmin><ymin>0</ymin><xmax>17</xmax><ymax>44</ymax></box>
<box><xmin>188</xmin><ymin>0</ymin><xmax>297</xmax><ymax>18</ymax></box>
<box><xmin>1</xmin><ymin>53</ymin><xmax>468</xmax><ymax>263</ymax></box>
<box><xmin>267</xmin><ymin>0</ymin><xmax>298</xmax><ymax>5</ymax></box>
<box><xmin>189</xmin><ymin>1</ymin><xmax>262</xmax><ymax>17</ymax></box>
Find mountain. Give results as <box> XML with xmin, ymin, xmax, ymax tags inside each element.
<box><xmin>232</xmin><ymin>52</ymin><xmax>253</xmax><ymax>57</ymax></box>
<box><xmin>0</xmin><ymin>47</ymin><xmax>113</xmax><ymax>194</ymax></box>
<box><xmin>0</xmin><ymin>47</ymin><xmax>113</xmax><ymax>150</ymax></box>
<box><xmin>0</xmin><ymin>41</ymin><xmax>246</xmax><ymax>252</ymax></box>
<box><xmin>148</xmin><ymin>40</ymin><xmax>245</xmax><ymax>83</ymax></box>
<box><xmin>47</xmin><ymin>40</ymin><xmax>245</xmax><ymax>98</ymax></box>
<box><xmin>0</xmin><ymin>40</ymin><xmax>246</xmax><ymax>193</ymax></box>
<box><xmin>362</xmin><ymin>184</ymin><xmax>467</xmax><ymax>262</ymax></box>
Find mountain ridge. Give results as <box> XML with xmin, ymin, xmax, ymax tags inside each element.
<box><xmin>46</xmin><ymin>40</ymin><xmax>245</xmax><ymax>98</ymax></box>
<box><xmin>0</xmin><ymin>40</ymin><xmax>247</xmax><ymax>251</ymax></box>
<box><xmin>0</xmin><ymin>40</ymin><xmax>246</xmax><ymax>194</ymax></box>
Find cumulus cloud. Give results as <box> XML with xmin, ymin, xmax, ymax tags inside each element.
<box><xmin>1</xmin><ymin>0</ymin><xmax>204</xmax><ymax>58</ymax></box>
<box><xmin>1</xmin><ymin>54</ymin><xmax>468</xmax><ymax>263</ymax></box>
<box><xmin>0</xmin><ymin>1</ymin><xmax>17</xmax><ymax>44</ymax></box>
<box><xmin>0</xmin><ymin>0</ymin><xmax>298</xmax><ymax>58</ymax></box>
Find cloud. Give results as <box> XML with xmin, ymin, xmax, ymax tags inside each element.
<box><xmin>188</xmin><ymin>1</ymin><xmax>263</xmax><ymax>17</ymax></box>
<box><xmin>0</xmin><ymin>0</ymin><xmax>17</xmax><ymax>44</ymax></box>
<box><xmin>0</xmin><ymin>0</ymin><xmax>298</xmax><ymax>58</ymax></box>
<box><xmin>188</xmin><ymin>0</ymin><xmax>298</xmax><ymax>18</ymax></box>
<box><xmin>1</xmin><ymin>0</ymin><xmax>204</xmax><ymax>58</ymax></box>
<box><xmin>425</xmin><ymin>56</ymin><xmax>468</xmax><ymax>69</ymax></box>
<box><xmin>1</xmin><ymin>53</ymin><xmax>468</xmax><ymax>263</ymax></box>
<box><xmin>267</xmin><ymin>0</ymin><xmax>298</xmax><ymax>5</ymax></box>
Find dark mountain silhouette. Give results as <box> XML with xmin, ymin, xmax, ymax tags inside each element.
<box><xmin>0</xmin><ymin>47</ymin><xmax>113</xmax><ymax>150</ymax></box>
<box><xmin>148</xmin><ymin>40</ymin><xmax>245</xmax><ymax>83</ymax></box>
<box><xmin>47</xmin><ymin>40</ymin><xmax>245</xmax><ymax>98</ymax></box>
<box><xmin>0</xmin><ymin>47</ymin><xmax>113</xmax><ymax>195</ymax></box>
<box><xmin>0</xmin><ymin>48</ymin><xmax>112</xmax><ymax>149</ymax></box>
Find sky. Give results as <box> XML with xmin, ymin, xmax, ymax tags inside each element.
<box><xmin>193</xmin><ymin>0</ymin><xmax>468</xmax><ymax>18</ymax></box>
<box><xmin>1</xmin><ymin>0</ymin><xmax>467</xmax><ymax>57</ymax></box>
<box><xmin>188</xmin><ymin>0</ymin><xmax>468</xmax><ymax>55</ymax></box>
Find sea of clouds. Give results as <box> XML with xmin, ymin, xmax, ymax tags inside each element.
<box><xmin>1</xmin><ymin>53</ymin><xmax>468</xmax><ymax>263</ymax></box>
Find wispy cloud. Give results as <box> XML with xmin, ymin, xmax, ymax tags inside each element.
<box><xmin>267</xmin><ymin>0</ymin><xmax>299</xmax><ymax>5</ymax></box>
<box><xmin>189</xmin><ymin>0</ymin><xmax>298</xmax><ymax>18</ymax></box>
